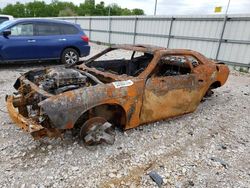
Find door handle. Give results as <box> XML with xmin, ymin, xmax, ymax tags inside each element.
<box><xmin>27</xmin><ymin>39</ymin><xmax>36</xmax><ymax>43</ymax></box>
<box><xmin>58</xmin><ymin>38</ymin><xmax>66</xmax><ymax>41</ymax></box>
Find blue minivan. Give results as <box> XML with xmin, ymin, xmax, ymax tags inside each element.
<box><xmin>0</xmin><ymin>19</ymin><xmax>90</xmax><ymax>64</ymax></box>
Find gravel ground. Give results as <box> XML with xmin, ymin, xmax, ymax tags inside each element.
<box><xmin>0</xmin><ymin>43</ymin><xmax>249</xmax><ymax>188</ymax></box>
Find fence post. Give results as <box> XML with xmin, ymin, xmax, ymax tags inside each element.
<box><xmin>108</xmin><ymin>16</ymin><xmax>112</xmax><ymax>45</ymax></box>
<box><xmin>167</xmin><ymin>17</ymin><xmax>174</xmax><ymax>48</ymax></box>
<box><xmin>133</xmin><ymin>16</ymin><xmax>138</xmax><ymax>45</ymax></box>
<box><xmin>89</xmin><ymin>17</ymin><xmax>92</xmax><ymax>41</ymax></box>
<box><xmin>215</xmin><ymin>16</ymin><xmax>228</xmax><ymax>60</ymax></box>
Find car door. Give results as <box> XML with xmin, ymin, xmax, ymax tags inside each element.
<box><xmin>140</xmin><ymin>55</ymin><xmax>205</xmax><ymax>124</ymax></box>
<box><xmin>34</xmin><ymin>22</ymin><xmax>64</xmax><ymax>59</ymax></box>
<box><xmin>1</xmin><ymin>22</ymin><xmax>37</xmax><ymax>61</ymax></box>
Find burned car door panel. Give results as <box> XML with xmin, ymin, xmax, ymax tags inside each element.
<box><xmin>140</xmin><ymin>55</ymin><xmax>205</xmax><ymax>123</ymax></box>
<box><xmin>5</xmin><ymin>44</ymin><xmax>230</xmax><ymax>141</ymax></box>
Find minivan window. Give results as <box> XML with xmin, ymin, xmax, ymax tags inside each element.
<box><xmin>0</xmin><ymin>17</ymin><xmax>9</xmax><ymax>24</ymax></box>
<box><xmin>0</xmin><ymin>20</ymin><xmax>12</xmax><ymax>31</ymax></box>
<box><xmin>36</xmin><ymin>23</ymin><xmax>61</xmax><ymax>36</ymax></box>
<box><xmin>61</xmin><ymin>24</ymin><xmax>79</xmax><ymax>34</ymax></box>
<box><xmin>10</xmin><ymin>23</ymin><xmax>34</xmax><ymax>36</ymax></box>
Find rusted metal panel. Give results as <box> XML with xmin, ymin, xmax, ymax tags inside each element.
<box><xmin>6</xmin><ymin>95</ymin><xmax>61</xmax><ymax>139</ymax></box>
<box><xmin>5</xmin><ymin>44</ymin><xmax>229</xmax><ymax>140</ymax></box>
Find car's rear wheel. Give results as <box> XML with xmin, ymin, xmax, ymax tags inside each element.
<box><xmin>205</xmin><ymin>88</ymin><xmax>214</xmax><ymax>97</ymax></box>
<box><xmin>61</xmin><ymin>48</ymin><xmax>79</xmax><ymax>64</ymax></box>
<box><xmin>80</xmin><ymin>117</ymin><xmax>115</xmax><ymax>146</ymax></box>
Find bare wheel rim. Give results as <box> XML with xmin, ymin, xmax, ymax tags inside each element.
<box><xmin>80</xmin><ymin>117</ymin><xmax>115</xmax><ymax>145</ymax></box>
<box><xmin>65</xmin><ymin>51</ymin><xmax>78</xmax><ymax>64</ymax></box>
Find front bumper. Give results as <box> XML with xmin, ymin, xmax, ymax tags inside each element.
<box><xmin>6</xmin><ymin>95</ymin><xmax>61</xmax><ymax>139</ymax></box>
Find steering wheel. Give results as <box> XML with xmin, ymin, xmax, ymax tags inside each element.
<box><xmin>133</xmin><ymin>68</ymin><xmax>144</xmax><ymax>76</ymax></box>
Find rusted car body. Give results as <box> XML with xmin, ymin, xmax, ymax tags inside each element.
<box><xmin>6</xmin><ymin>44</ymin><xmax>229</xmax><ymax>144</ymax></box>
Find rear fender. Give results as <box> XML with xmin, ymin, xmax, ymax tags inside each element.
<box><xmin>215</xmin><ymin>64</ymin><xmax>230</xmax><ymax>86</ymax></box>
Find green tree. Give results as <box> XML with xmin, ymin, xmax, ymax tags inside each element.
<box><xmin>0</xmin><ymin>0</ymin><xmax>144</xmax><ymax>17</ymax></box>
<box><xmin>49</xmin><ymin>1</ymin><xmax>78</xmax><ymax>17</ymax></box>
<box><xmin>108</xmin><ymin>4</ymin><xmax>122</xmax><ymax>16</ymax></box>
<box><xmin>78</xmin><ymin>0</ymin><xmax>95</xmax><ymax>16</ymax></box>
<box><xmin>132</xmin><ymin>8</ymin><xmax>144</xmax><ymax>15</ymax></box>
<box><xmin>121</xmin><ymin>8</ymin><xmax>132</xmax><ymax>15</ymax></box>
<box><xmin>2</xmin><ymin>2</ymin><xmax>26</xmax><ymax>17</ymax></box>
<box><xmin>94</xmin><ymin>1</ymin><xmax>106</xmax><ymax>16</ymax></box>
<box><xmin>25</xmin><ymin>1</ymin><xmax>48</xmax><ymax>17</ymax></box>
<box><xmin>58</xmin><ymin>8</ymin><xmax>77</xmax><ymax>17</ymax></box>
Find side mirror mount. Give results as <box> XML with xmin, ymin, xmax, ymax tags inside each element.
<box><xmin>2</xmin><ymin>29</ymin><xmax>11</xmax><ymax>37</ymax></box>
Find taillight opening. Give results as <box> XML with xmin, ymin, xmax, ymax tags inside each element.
<box><xmin>81</xmin><ymin>35</ymin><xmax>89</xmax><ymax>43</ymax></box>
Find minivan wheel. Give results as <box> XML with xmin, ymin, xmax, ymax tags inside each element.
<box><xmin>61</xmin><ymin>48</ymin><xmax>79</xmax><ymax>64</ymax></box>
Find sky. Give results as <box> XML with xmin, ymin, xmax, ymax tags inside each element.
<box><xmin>0</xmin><ymin>0</ymin><xmax>250</xmax><ymax>15</ymax></box>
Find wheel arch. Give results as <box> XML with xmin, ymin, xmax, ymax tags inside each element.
<box><xmin>61</xmin><ymin>46</ymin><xmax>80</xmax><ymax>57</ymax></box>
<box><xmin>74</xmin><ymin>103</ymin><xmax>127</xmax><ymax>130</ymax></box>
<box><xmin>210</xmin><ymin>81</ymin><xmax>221</xmax><ymax>89</ymax></box>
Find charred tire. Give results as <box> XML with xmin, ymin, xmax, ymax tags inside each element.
<box><xmin>61</xmin><ymin>48</ymin><xmax>79</xmax><ymax>64</ymax></box>
<box><xmin>80</xmin><ymin>117</ymin><xmax>115</xmax><ymax>146</ymax></box>
<box><xmin>204</xmin><ymin>87</ymin><xmax>214</xmax><ymax>98</ymax></box>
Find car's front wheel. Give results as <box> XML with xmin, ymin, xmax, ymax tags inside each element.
<box><xmin>80</xmin><ymin>117</ymin><xmax>115</xmax><ymax>146</ymax></box>
<box><xmin>61</xmin><ymin>48</ymin><xmax>79</xmax><ymax>64</ymax></box>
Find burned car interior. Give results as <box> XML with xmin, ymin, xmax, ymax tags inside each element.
<box><xmin>153</xmin><ymin>56</ymin><xmax>192</xmax><ymax>77</ymax></box>
<box><xmin>86</xmin><ymin>50</ymin><xmax>154</xmax><ymax>77</ymax></box>
<box><xmin>85</xmin><ymin>48</ymin><xmax>198</xmax><ymax>78</ymax></box>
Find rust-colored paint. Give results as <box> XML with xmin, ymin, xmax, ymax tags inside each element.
<box><xmin>6</xmin><ymin>44</ymin><xmax>230</xmax><ymax>139</ymax></box>
<box><xmin>7</xmin><ymin>96</ymin><xmax>44</xmax><ymax>133</ymax></box>
<box><xmin>6</xmin><ymin>95</ymin><xmax>62</xmax><ymax>139</ymax></box>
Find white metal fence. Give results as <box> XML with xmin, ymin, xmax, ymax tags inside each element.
<box><xmin>56</xmin><ymin>15</ymin><xmax>250</xmax><ymax>68</ymax></box>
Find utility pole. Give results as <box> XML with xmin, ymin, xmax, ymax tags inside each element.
<box><xmin>108</xmin><ymin>6</ymin><xmax>111</xmax><ymax>16</ymax></box>
<box><xmin>225</xmin><ymin>0</ymin><xmax>231</xmax><ymax>15</ymax></box>
<box><xmin>215</xmin><ymin>0</ymin><xmax>231</xmax><ymax>60</ymax></box>
<box><xmin>154</xmin><ymin>0</ymin><xmax>157</xmax><ymax>15</ymax></box>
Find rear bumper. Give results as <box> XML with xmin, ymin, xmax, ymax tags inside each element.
<box><xmin>6</xmin><ymin>95</ymin><xmax>61</xmax><ymax>139</ymax></box>
<box><xmin>80</xmin><ymin>45</ymin><xmax>90</xmax><ymax>57</ymax></box>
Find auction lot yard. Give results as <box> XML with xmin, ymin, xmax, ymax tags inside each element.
<box><xmin>0</xmin><ymin>43</ymin><xmax>249</xmax><ymax>188</ymax></box>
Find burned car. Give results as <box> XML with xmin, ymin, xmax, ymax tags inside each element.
<box><xmin>6</xmin><ymin>44</ymin><xmax>229</xmax><ymax>145</ymax></box>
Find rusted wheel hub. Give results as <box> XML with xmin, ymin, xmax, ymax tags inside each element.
<box><xmin>80</xmin><ymin>117</ymin><xmax>115</xmax><ymax>145</ymax></box>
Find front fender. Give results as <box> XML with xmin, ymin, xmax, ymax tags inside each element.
<box><xmin>39</xmin><ymin>83</ymin><xmax>128</xmax><ymax>129</ymax></box>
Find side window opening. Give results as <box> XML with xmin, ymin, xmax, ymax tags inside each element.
<box><xmin>186</xmin><ymin>55</ymin><xmax>200</xmax><ymax>67</ymax></box>
<box><xmin>153</xmin><ymin>55</ymin><xmax>192</xmax><ymax>77</ymax></box>
<box><xmin>86</xmin><ymin>49</ymin><xmax>153</xmax><ymax>77</ymax></box>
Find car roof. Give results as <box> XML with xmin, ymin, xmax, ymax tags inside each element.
<box><xmin>111</xmin><ymin>44</ymin><xmax>196</xmax><ymax>54</ymax></box>
<box><xmin>11</xmin><ymin>18</ymin><xmax>75</xmax><ymax>25</ymax></box>
<box><xmin>111</xmin><ymin>44</ymin><xmax>166</xmax><ymax>53</ymax></box>
<box><xmin>110</xmin><ymin>44</ymin><xmax>208</xmax><ymax>61</ymax></box>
